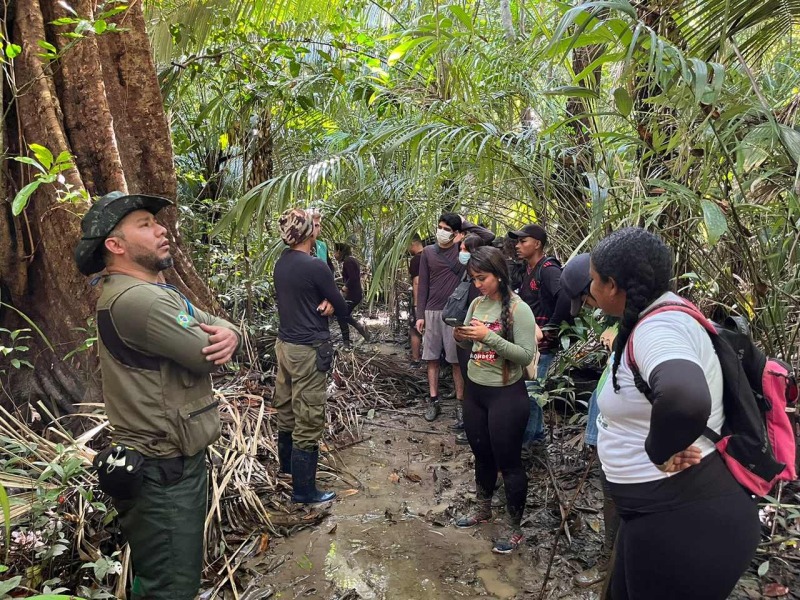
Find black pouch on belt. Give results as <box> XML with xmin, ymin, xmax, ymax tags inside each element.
<box><xmin>93</xmin><ymin>444</ymin><xmax>145</xmax><ymax>500</ymax></box>
<box><xmin>315</xmin><ymin>340</ymin><xmax>334</xmax><ymax>372</ymax></box>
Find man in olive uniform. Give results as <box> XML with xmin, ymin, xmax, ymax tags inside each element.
<box><xmin>273</xmin><ymin>207</ymin><xmax>348</xmax><ymax>503</ymax></box>
<box><xmin>74</xmin><ymin>191</ymin><xmax>241</xmax><ymax>600</ymax></box>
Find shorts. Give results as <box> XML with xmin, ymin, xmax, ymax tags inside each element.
<box><xmin>422</xmin><ymin>310</ymin><xmax>459</xmax><ymax>364</ymax></box>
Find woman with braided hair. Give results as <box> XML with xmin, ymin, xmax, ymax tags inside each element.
<box><xmin>590</xmin><ymin>227</ymin><xmax>759</xmax><ymax>600</ymax></box>
<box><xmin>452</xmin><ymin>246</ymin><xmax>538</xmax><ymax>554</ymax></box>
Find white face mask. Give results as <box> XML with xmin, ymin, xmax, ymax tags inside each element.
<box><xmin>436</xmin><ymin>227</ymin><xmax>455</xmax><ymax>245</ymax></box>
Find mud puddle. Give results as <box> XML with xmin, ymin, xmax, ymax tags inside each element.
<box><xmin>261</xmin><ymin>405</ymin><xmax>601</xmax><ymax>600</ymax></box>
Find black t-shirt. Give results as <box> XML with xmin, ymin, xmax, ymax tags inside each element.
<box><xmin>341</xmin><ymin>256</ymin><xmax>363</xmax><ymax>303</ymax></box>
<box><xmin>274</xmin><ymin>248</ymin><xmax>349</xmax><ymax>345</ymax></box>
<box><xmin>518</xmin><ymin>256</ymin><xmax>570</xmax><ymax>352</ymax></box>
<box><xmin>409</xmin><ymin>253</ymin><xmax>421</xmax><ymax>281</ymax></box>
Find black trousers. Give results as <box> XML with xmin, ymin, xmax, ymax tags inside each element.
<box><xmin>610</xmin><ymin>485</ymin><xmax>759</xmax><ymax>600</ymax></box>
<box><xmin>337</xmin><ymin>300</ymin><xmax>361</xmax><ymax>342</ymax></box>
<box><xmin>463</xmin><ymin>377</ymin><xmax>529</xmax><ymax>519</ymax></box>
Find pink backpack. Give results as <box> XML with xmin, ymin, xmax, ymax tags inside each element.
<box><xmin>627</xmin><ymin>299</ymin><xmax>797</xmax><ymax>496</ymax></box>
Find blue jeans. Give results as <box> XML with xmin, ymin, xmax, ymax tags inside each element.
<box><xmin>523</xmin><ymin>352</ymin><xmax>556</xmax><ymax>445</ymax></box>
<box><xmin>585</xmin><ymin>388</ymin><xmax>600</xmax><ymax>446</ymax></box>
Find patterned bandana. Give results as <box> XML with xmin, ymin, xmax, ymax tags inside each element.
<box><xmin>278</xmin><ymin>207</ymin><xmax>314</xmax><ymax>246</ymax></box>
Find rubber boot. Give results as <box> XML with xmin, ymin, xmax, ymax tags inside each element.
<box><xmin>291</xmin><ymin>447</ymin><xmax>336</xmax><ymax>504</ymax></box>
<box><xmin>449</xmin><ymin>406</ymin><xmax>464</xmax><ymax>431</ymax></box>
<box><xmin>492</xmin><ymin>505</ymin><xmax>524</xmax><ymax>554</ymax></box>
<box><xmin>277</xmin><ymin>430</ymin><xmax>293</xmax><ymax>477</ymax></box>
<box><xmin>455</xmin><ymin>487</ymin><xmax>492</xmax><ymax>528</ymax></box>
<box><xmin>353</xmin><ymin>321</ymin><xmax>371</xmax><ymax>342</ymax></box>
<box><xmin>340</xmin><ymin>324</ymin><xmax>352</xmax><ymax>349</ymax></box>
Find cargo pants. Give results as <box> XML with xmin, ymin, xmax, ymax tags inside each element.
<box><xmin>274</xmin><ymin>339</ymin><xmax>327</xmax><ymax>450</ymax></box>
<box><xmin>115</xmin><ymin>451</ymin><xmax>207</xmax><ymax>600</ymax></box>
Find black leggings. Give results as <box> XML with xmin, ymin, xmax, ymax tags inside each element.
<box><xmin>337</xmin><ymin>300</ymin><xmax>360</xmax><ymax>341</ymax></box>
<box><xmin>611</xmin><ymin>487</ymin><xmax>759</xmax><ymax>600</ymax></box>
<box><xmin>463</xmin><ymin>378</ymin><xmax>528</xmax><ymax>518</ymax></box>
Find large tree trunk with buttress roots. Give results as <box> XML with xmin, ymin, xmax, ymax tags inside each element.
<box><xmin>0</xmin><ymin>1</ymin><xmax>216</xmax><ymax>415</ymax></box>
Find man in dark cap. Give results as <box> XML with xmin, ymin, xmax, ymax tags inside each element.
<box><xmin>75</xmin><ymin>191</ymin><xmax>241</xmax><ymax>600</ymax></box>
<box><xmin>273</xmin><ymin>207</ymin><xmax>349</xmax><ymax>504</ymax></box>
<box><xmin>507</xmin><ymin>223</ymin><xmax>572</xmax><ymax>457</ymax></box>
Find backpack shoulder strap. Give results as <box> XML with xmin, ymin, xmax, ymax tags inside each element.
<box><xmin>625</xmin><ymin>299</ymin><xmax>722</xmax><ymax>441</ymax></box>
<box><xmin>533</xmin><ymin>256</ymin><xmax>560</xmax><ymax>283</ymax></box>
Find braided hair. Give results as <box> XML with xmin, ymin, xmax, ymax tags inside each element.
<box><xmin>467</xmin><ymin>246</ymin><xmax>514</xmax><ymax>384</ymax></box>
<box><xmin>591</xmin><ymin>228</ymin><xmax>674</xmax><ymax>392</ymax></box>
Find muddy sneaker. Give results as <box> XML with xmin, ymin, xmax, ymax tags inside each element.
<box><xmin>449</xmin><ymin>406</ymin><xmax>464</xmax><ymax>431</ymax></box>
<box><xmin>410</xmin><ymin>360</ymin><xmax>422</xmax><ymax>369</ymax></box>
<box><xmin>455</xmin><ymin>499</ymin><xmax>492</xmax><ymax>528</ymax></box>
<box><xmin>424</xmin><ymin>400</ymin><xmax>441</xmax><ymax>422</ymax></box>
<box><xmin>455</xmin><ymin>431</ymin><xmax>469</xmax><ymax>445</ymax></box>
<box><xmin>492</xmin><ymin>532</ymin><xmax>524</xmax><ymax>554</ymax></box>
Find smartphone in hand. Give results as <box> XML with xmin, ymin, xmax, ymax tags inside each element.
<box><xmin>444</xmin><ymin>317</ymin><xmax>464</xmax><ymax>327</ymax></box>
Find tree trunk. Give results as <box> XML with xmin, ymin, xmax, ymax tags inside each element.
<box><xmin>1</xmin><ymin>0</ymin><xmax>214</xmax><ymax>413</ymax></box>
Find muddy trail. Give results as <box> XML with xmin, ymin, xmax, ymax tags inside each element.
<box><xmin>247</xmin><ymin>351</ymin><xmax>611</xmax><ymax>600</ymax></box>
<box><xmin>258</xmin><ymin>406</ymin><xmax>599</xmax><ymax>600</ymax></box>
<box><xmin>224</xmin><ymin>339</ymin><xmax>795</xmax><ymax>600</ymax></box>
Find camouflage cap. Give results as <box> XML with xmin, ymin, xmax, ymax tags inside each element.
<box><xmin>74</xmin><ymin>191</ymin><xmax>173</xmax><ymax>276</ymax></box>
<box><xmin>278</xmin><ymin>207</ymin><xmax>314</xmax><ymax>246</ymax></box>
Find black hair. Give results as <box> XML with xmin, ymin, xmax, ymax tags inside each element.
<box><xmin>334</xmin><ymin>242</ymin><xmax>351</xmax><ymax>258</ymax></box>
<box><xmin>410</xmin><ymin>234</ymin><xmax>424</xmax><ymax>245</ymax></box>
<box><xmin>591</xmin><ymin>227</ymin><xmax>674</xmax><ymax>392</ymax></box>
<box><xmin>438</xmin><ymin>212</ymin><xmax>462</xmax><ymax>231</ymax></box>
<box><xmin>467</xmin><ymin>246</ymin><xmax>514</xmax><ymax>384</ymax></box>
<box><xmin>462</xmin><ymin>233</ymin><xmax>486</xmax><ymax>253</ymax></box>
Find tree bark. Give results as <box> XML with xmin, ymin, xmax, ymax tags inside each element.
<box><xmin>1</xmin><ymin>0</ymin><xmax>215</xmax><ymax>412</ymax></box>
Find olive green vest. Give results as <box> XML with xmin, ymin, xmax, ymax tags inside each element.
<box><xmin>97</xmin><ymin>276</ymin><xmax>220</xmax><ymax>458</ymax></box>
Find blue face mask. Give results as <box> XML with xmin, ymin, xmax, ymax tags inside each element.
<box><xmin>458</xmin><ymin>251</ymin><xmax>471</xmax><ymax>265</ymax></box>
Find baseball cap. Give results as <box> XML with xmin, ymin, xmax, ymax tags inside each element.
<box><xmin>560</xmin><ymin>253</ymin><xmax>592</xmax><ymax>317</ymax></box>
<box><xmin>74</xmin><ymin>191</ymin><xmax>172</xmax><ymax>276</ymax></box>
<box><xmin>507</xmin><ymin>224</ymin><xmax>547</xmax><ymax>245</ymax></box>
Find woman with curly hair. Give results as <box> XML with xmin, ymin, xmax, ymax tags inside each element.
<box><xmin>590</xmin><ymin>227</ymin><xmax>759</xmax><ymax>600</ymax></box>
<box><xmin>453</xmin><ymin>246</ymin><xmax>538</xmax><ymax>554</ymax></box>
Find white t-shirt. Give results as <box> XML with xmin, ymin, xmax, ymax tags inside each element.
<box><xmin>597</xmin><ymin>292</ymin><xmax>725</xmax><ymax>484</ymax></box>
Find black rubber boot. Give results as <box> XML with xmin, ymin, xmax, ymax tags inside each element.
<box><xmin>278</xmin><ymin>430</ymin><xmax>293</xmax><ymax>475</ymax></box>
<box><xmin>449</xmin><ymin>406</ymin><xmax>464</xmax><ymax>431</ymax></box>
<box><xmin>291</xmin><ymin>447</ymin><xmax>336</xmax><ymax>504</ymax></box>
<box><xmin>353</xmin><ymin>321</ymin><xmax>371</xmax><ymax>342</ymax></box>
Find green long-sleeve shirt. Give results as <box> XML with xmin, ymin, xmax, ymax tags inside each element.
<box><xmin>457</xmin><ymin>293</ymin><xmax>537</xmax><ymax>387</ymax></box>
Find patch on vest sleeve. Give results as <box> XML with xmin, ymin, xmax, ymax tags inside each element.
<box><xmin>176</xmin><ymin>311</ymin><xmax>192</xmax><ymax>328</ymax></box>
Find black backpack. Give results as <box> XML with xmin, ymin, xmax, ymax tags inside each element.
<box><xmin>441</xmin><ymin>273</ymin><xmax>472</xmax><ymax>325</ymax></box>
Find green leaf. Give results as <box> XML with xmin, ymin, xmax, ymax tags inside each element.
<box><xmin>447</xmin><ymin>5</ymin><xmax>474</xmax><ymax>32</ymax></box>
<box><xmin>51</xmin><ymin>17</ymin><xmax>80</xmax><ymax>26</ymax></box>
<box><xmin>701</xmin><ymin>199</ymin><xmax>727</xmax><ymax>245</ymax></box>
<box><xmin>0</xmin><ymin>575</ymin><xmax>22</xmax><ymax>596</ymax></box>
<box><xmin>93</xmin><ymin>19</ymin><xmax>108</xmax><ymax>34</ymax></box>
<box><xmin>37</xmin><ymin>40</ymin><xmax>57</xmax><ymax>53</ymax></box>
<box><xmin>542</xmin><ymin>86</ymin><xmax>600</xmax><ymax>99</ymax></box>
<box><xmin>11</xmin><ymin>180</ymin><xmax>42</xmax><ymax>216</ymax></box>
<box><xmin>0</xmin><ymin>483</ymin><xmax>9</xmax><ymax>561</ymax></box>
<box><xmin>613</xmin><ymin>87</ymin><xmax>633</xmax><ymax>117</ymax></box>
<box><xmin>12</xmin><ymin>156</ymin><xmax>47</xmax><ymax>173</ymax></box>
<box><xmin>10</xmin><ymin>359</ymin><xmax>20</xmax><ymax>369</ymax></box>
<box><xmin>29</xmin><ymin>143</ymin><xmax>53</xmax><ymax>169</ymax></box>
<box><xmin>757</xmin><ymin>560</ymin><xmax>770</xmax><ymax>577</ymax></box>
<box><xmin>778</xmin><ymin>124</ymin><xmax>800</xmax><ymax>164</ymax></box>
<box><xmin>5</xmin><ymin>43</ymin><xmax>21</xmax><ymax>59</ymax></box>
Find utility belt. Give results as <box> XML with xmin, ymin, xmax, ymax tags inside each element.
<box><xmin>93</xmin><ymin>445</ymin><xmax>193</xmax><ymax>499</ymax></box>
